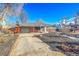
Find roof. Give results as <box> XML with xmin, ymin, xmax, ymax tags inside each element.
<box><xmin>9</xmin><ymin>22</ymin><xmax>53</xmax><ymax>28</ymax></box>
<box><xmin>19</xmin><ymin>23</ymin><xmax>50</xmax><ymax>27</ymax></box>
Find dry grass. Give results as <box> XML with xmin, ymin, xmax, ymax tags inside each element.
<box><xmin>0</xmin><ymin>34</ymin><xmax>11</xmax><ymax>43</ymax></box>
<box><xmin>0</xmin><ymin>33</ymin><xmax>18</xmax><ymax>56</ymax></box>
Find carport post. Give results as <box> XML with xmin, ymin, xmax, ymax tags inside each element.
<box><xmin>44</xmin><ymin>26</ymin><xmax>47</xmax><ymax>33</ymax></box>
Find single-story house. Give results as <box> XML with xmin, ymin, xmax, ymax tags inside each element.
<box><xmin>9</xmin><ymin>22</ymin><xmax>56</xmax><ymax>33</ymax></box>
<box><xmin>19</xmin><ymin>22</ymin><xmax>52</xmax><ymax>33</ymax></box>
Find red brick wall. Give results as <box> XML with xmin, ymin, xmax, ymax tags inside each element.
<box><xmin>28</xmin><ymin>27</ymin><xmax>38</xmax><ymax>32</ymax></box>
<box><xmin>47</xmin><ymin>29</ymin><xmax>56</xmax><ymax>32</ymax></box>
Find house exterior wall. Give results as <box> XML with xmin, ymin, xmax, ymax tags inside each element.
<box><xmin>47</xmin><ymin>29</ymin><xmax>56</xmax><ymax>32</ymax></box>
<box><xmin>20</xmin><ymin>26</ymin><xmax>41</xmax><ymax>33</ymax></box>
<box><xmin>20</xmin><ymin>27</ymin><xmax>29</xmax><ymax>33</ymax></box>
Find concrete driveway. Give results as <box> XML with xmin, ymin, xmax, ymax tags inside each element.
<box><xmin>9</xmin><ymin>33</ymin><xmax>64</xmax><ymax>56</ymax></box>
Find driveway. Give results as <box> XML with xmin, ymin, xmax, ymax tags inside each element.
<box><xmin>9</xmin><ymin>33</ymin><xmax>64</xmax><ymax>56</ymax></box>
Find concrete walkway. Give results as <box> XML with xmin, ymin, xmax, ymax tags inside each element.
<box><xmin>9</xmin><ymin>33</ymin><xmax>64</xmax><ymax>56</ymax></box>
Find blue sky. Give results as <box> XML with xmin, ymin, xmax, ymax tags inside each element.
<box><xmin>7</xmin><ymin>3</ymin><xmax>79</xmax><ymax>24</ymax></box>
<box><xmin>23</xmin><ymin>3</ymin><xmax>79</xmax><ymax>24</ymax></box>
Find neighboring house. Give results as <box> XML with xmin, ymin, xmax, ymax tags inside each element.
<box><xmin>73</xmin><ymin>25</ymin><xmax>79</xmax><ymax>32</ymax></box>
<box><xmin>46</xmin><ymin>26</ymin><xmax>56</xmax><ymax>32</ymax></box>
<box><xmin>61</xmin><ymin>25</ymin><xmax>71</xmax><ymax>33</ymax></box>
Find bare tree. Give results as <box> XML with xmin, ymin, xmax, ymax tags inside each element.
<box><xmin>0</xmin><ymin>3</ymin><xmax>24</xmax><ymax>30</ymax></box>
<box><xmin>20</xmin><ymin>10</ymin><xmax>27</xmax><ymax>24</ymax></box>
<box><xmin>74</xmin><ymin>12</ymin><xmax>79</xmax><ymax>25</ymax></box>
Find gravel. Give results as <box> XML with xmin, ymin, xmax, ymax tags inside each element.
<box><xmin>38</xmin><ymin>32</ymin><xmax>79</xmax><ymax>56</ymax></box>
